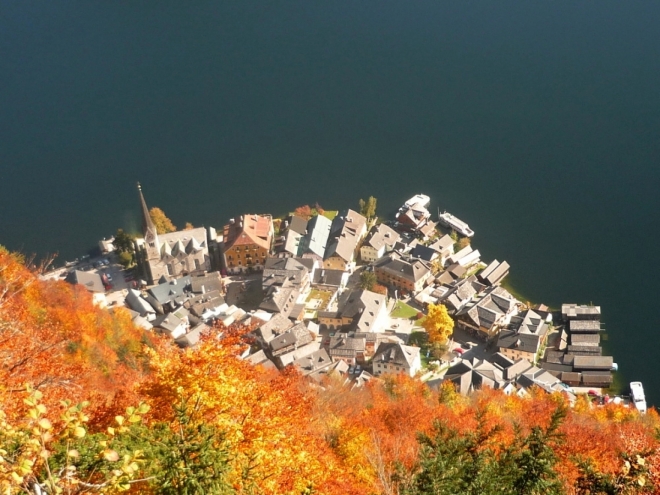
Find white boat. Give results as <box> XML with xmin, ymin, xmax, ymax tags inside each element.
<box><xmin>438</xmin><ymin>211</ymin><xmax>474</xmax><ymax>238</ymax></box>
<box><xmin>401</xmin><ymin>194</ymin><xmax>430</xmax><ymax>209</ymax></box>
<box><xmin>630</xmin><ymin>381</ymin><xmax>647</xmax><ymax>414</ymax></box>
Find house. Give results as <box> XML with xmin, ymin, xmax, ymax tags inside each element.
<box><xmin>456</xmin><ymin>286</ymin><xmax>520</xmax><ymax>339</ymax></box>
<box><xmin>323</xmin><ymin>209</ymin><xmax>367</xmax><ymax>271</ymax></box>
<box><xmin>299</xmin><ymin>214</ymin><xmax>333</xmax><ymax>261</ymax></box>
<box><xmin>277</xmin><ymin>342</ymin><xmax>322</xmax><ymax>368</ymax></box>
<box><xmin>497</xmin><ymin>310</ymin><xmax>551</xmax><ymax>364</ymax></box>
<box><xmin>175</xmin><ymin>322</ymin><xmax>211</xmax><ymax>348</ymax></box>
<box><xmin>280</xmin><ymin>215</ymin><xmax>309</xmax><ymax>256</ymax></box>
<box><xmin>561</xmin><ymin>303</ymin><xmax>601</xmax><ymax>321</ymax></box>
<box><xmin>372</xmin><ymin>343</ymin><xmax>421</xmax><ymax>377</ymax></box>
<box><xmin>262</xmin><ymin>257</ymin><xmax>315</xmax><ymax>294</ymax></box>
<box><xmin>437</xmin><ymin>275</ymin><xmax>485</xmax><ymax>313</ymax></box>
<box><xmin>66</xmin><ymin>270</ymin><xmax>106</xmax><ymax>293</ymax></box>
<box><xmin>223</xmin><ymin>214</ymin><xmax>274</xmax><ymax>274</ymax></box>
<box><xmin>152</xmin><ymin>313</ymin><xmax>187</xmax><ymax>340</ymax></box>
<box><xmin>292</xmin><ymin>349</ymin><xmax>334</xmax><ymax>377</ymax></box>
<box><xmin>145</xmin><ymin>276</ymin><xmax>192</xmax><ymax>313</ymax></box>
<box><xmin>251</xmin><ymin>314</ymin><xmax>293</xmax><ymax>346</ymax></box>
<box><xmin>125</xmin><ymin>289</ymin><xmax>157</xmax><ymax>318</ymax></box>
<box><xmin>427</xmin><ymin>234</ymin><xmax>455</xmax><ymax>264</ymax></box>
<box><xmin>311</xmin><ymin>269</ymin><xmax>349</xmax><ymax>292</ymax></box>
<box><xmin>318</xmin><ymin>289</ymin><xmax>388</xmax><ymax>333</ymax></box>
<box><xmin>259</xmin><ymin>287</ymin><xmax>299</xmax><ymax>319</ymax></box>
<box><xmin>360</xmin><ymin>223</ymin><xmax>401</xmax><ymax>263</ymax></box>
<box><xmin>245</xmin><ymin>349</ymin><xmax>278</xmax><ymax>371</ymax></box>
<box><xmin>327</xmin><ymin>334</ymin><xmax>366</xmax><ymax>365</ymax></box>
<box><xmin>374</xmin><ymin>255</ymin><xmax>432</xmax><ymax>294</ymax></box>
<box><xmin>446</xmin><ymin>245</ymin><xmax>474</xmax><ymax>266</ymax></box>
<box><xmin>269</xmin><ymin>322</ymin><xmax>314</xmax><ymax>357</ymax></box>
<box><xmin>396</xmin><ymin>199</ymin><xmax>431</xmax><ymax>232</ymax></box>
<box><xmin>135</xmin><ymin>184</ymin><xmax>211</xmax><ymax>284</ymax></box>
<box><xmin>478</xmin><ymin>260</ymin><xmax>510</xmax><ymax>286</ymax></box>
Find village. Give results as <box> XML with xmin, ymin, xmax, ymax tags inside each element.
<box><xmin>43</xmin><ymin>186</ymin><xmax>635</xmax><ymax>410</ymax></box>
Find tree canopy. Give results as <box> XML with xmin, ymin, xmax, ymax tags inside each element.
<box><xmin>149</xmin><ymin>207</ymin><xmax>176</xmax><ymax>234</ymax></box>
<box><xmin>422</xmin><ymin>303</ymin><xmax>454</xmax><ymax>346</ymax></box>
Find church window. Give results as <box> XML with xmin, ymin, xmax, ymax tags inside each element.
<box><xmin>167</xmin><ymin>264</ymin><xmax>174</xmax><ymax>276</ymax></box>
<box><xmin>194</xmin><ymin>259</ymin><xmax>200</xmax><ymax>270</ymax></box>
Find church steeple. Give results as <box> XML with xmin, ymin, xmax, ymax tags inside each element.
<box><xmin>137</xmin><ymin>182</ymin><xmax>160</xmax><ymax>257</ymax></box>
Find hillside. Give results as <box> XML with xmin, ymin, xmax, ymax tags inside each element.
<box><xmin>1</xmin><ymin>246</ymin><xmax>659</xmax><ymax>494</ymax></box>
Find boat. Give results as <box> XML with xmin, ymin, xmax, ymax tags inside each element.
<box><xmin>438</xmin><ymin>210</ymin><xmax>474</xmax><ymax>238</ymax></box>
<box><xmin>401</xmin><ymin>194</ymin><xmax>430</xmax><ymax>210</ymax></box>
<box><xmin>630</xmin><ymin>381</ymin><xmax>647</xmax><ymax>414</ymax></box>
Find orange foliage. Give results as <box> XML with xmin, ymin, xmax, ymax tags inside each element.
<box><xmin>0</xmin><ymin>247</ymin><xmax>156</xmax><ymax>423</ymax></box>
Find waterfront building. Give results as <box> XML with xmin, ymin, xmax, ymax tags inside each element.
<box><xmin>223</xmin><ymin>214</ymin><xmax>274</xmax><ymax>274</ymax></box>
<box><xmin>135</xmin><ymin>184</ymin><xmax>210</xmax><ymax>285</ymax></box>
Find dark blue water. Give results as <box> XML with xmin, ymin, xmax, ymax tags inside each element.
<box><xmin>2</xmin><ymin>2</ymin><xmax>659</xmax><ymax>402</ymax></box>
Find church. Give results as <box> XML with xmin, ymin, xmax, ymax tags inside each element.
<box><xmin>135</xmin><ymin>184</ymin><xmax>211</xmax><ymax>285</ymax></box>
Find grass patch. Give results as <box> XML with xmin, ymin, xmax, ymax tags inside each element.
<box><xmin>306</xmin><ymin>289</ymin><xmax>333</xmax><ymax>310</ymax></box>
<box><xmin>322</xmin><ymin>210</ymin><xmax>338</xmax><ymax>220</ymax></box>
<box><xmin>391</xmin><ymin>301</ymin><xmax>419</xmax><ymax>319</ymax></box>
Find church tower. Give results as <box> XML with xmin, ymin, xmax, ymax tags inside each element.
<box><xmin>137</xmin><ymin>182</ymin><xmax>160</xmax><ymax>261</ymax></box>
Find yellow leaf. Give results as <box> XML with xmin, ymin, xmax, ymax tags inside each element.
<box><xmin>73</xmin><ymin>426</ymin><xmax>86</xmax><ymax>438</ymax></box>
<box><xmin>103</xmin><ymin>449</ymin><xmax>120</xmax><ymax>462</ymax></box>
<box><xmin>38</xmin><ymin>418</ymin><xmax>52</xmax><ymax>430</ymax></box>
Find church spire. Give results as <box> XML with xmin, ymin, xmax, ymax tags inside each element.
<box><xmin>137</xmin><ymin>182</ymin><xmax>159</xmax><ymax>251</ymax></box>
<box><xmin>137</xmin><ymin>182</ymin><xmax>155</xmax><ymax>233</ymax></box>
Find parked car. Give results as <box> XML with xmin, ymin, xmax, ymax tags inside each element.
<box><xmin>105</xmin><ymin>273</ymin><xmax>113</xmax><ymax>282</ymax></box>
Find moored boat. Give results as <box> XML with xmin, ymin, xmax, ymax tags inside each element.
<box><xmin>438</xmin><ymin>211</ymin><xmax>474</xmax><ymax>238</ymax></box>
<box><xmin>630</xmin><ymin>381</ymin><xmax>647</xmax><ymax>414</ymax></box>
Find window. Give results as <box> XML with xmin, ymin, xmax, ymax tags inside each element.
<box><xmin>194</xmin><ymin>259</ymin><xmax>200</xmax><ymax>270</ymax></box>
<box><xmin>167</xmin><ymin>264</ymin><xmax>173</xmax><ymax>276</ymax></box>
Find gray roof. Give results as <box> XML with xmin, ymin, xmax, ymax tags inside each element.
<box><xmin>410</xmin><ymin>245</ymin><xmax>438</xmax><ymax>262</ymax></box>
<box><xmin>328</xmin><ymin>334</ymin><xmax>366</xmax><ymax>359</ymax></box>
<box><xmin>561</xmin><ymin>304</ymin><xmax>601</xmax><ymax>321</ymax></box>
<box><xmin>67</xmin><ymin>270</ymin><xmax>105</xmax><ymax>293</ymax></box>
<box><xmin>373</xmin><ymin>342</ymin><xmax>420</xmax><ymax>368</ymax></box>
<box><xmin>336</xmin><ymin>289</ymin><xmax>387</xmax><ymax>332</ymax></box>
<box><xmin>324</xmin><ymin>209</ymin><xmax>366</xmax><ymax>263</ymax></box>
<box><xmin>125</xmin><ymin>289</ymin><xmax>156</xmax><ymax>316</ymax></box>
<box><xmin>148</xmin><ymin>276</ymin><xmax>192</xmax><ymax>305</ymax></box>
<box><xmin>497</xmin><ymin>330</ymin><xmax>542</xmax><ymax>354</ymax></box>
<box><xmin>568</xmin><ymin>320</ymin><xmax>602</xmax><ymax>333</ymax></box>
<box><xmin>567</xmin><ymin>345</ymin><xmax>602</xmax><ymax>355</ymax></box>
<box><xmin>259</xmin><ymin>287</ymin><xmax>299</xmax><ymax>317</ymax></box>
<box><xmin>364</xmin><ymin>223</ymin><xmax>400</xmax><ymax>251</ymax></box>
<box><xmin>269</xmin><ymin>322</ymin><xmax>313</xmax><ymax>354</ymax></box>
<box><xmin>374</xmin><ymin>256</ymin><xmax>431</xmax><ymax>284</ymax></box>
<box><xmin>301</xmin><ymin>214</ymin><xmax>332</xmax><ymax>258</ymax></box>
<box><xmin>570</xmin><ymin>333</ymin><xmax>601</xmax><ymax>345</ymax></box>
<box><xmin>263</xmin><ymin>257</ymin><xmax>311</xmax><ymax>290</ymax></box>
<box><xmin>572</xmin><ymin>355</ymin><xmax>613</xmax><ymax>371</ymax></box>
<box><xmin>190</xmin><ymin>272</ymin><xmax>223</xmax><ymax>294</ymax></box>
<box><xmin>312</xmin><ymin>269</ymin><xmax>345</xmax><ymax>287</ymax></box>
<box><xmin>152</xmin><ymin>313</ymin><xmax>185</xmax><ymax>334</ymax></box>
<box><xmin>287</xmin><ymin>215</ymin><xmax>308</xmax><ymax>235</ymax></box>
<box><xmin>292</xmin><ymin>349</ymin><xmax>333</xmax><ymax>376</ymax></box>
<box><xmin>175</xmin><ymin>323</ymin><xmax>210</xmax><ymax>348</ymax></box>
<box><xmin>254</xmin><ymin>314</ymin><xmax>293</xmax><ymax>343</ymax></box>
<box><xmin>428</xmin><ymin>234</ymin><xmax>454</xmax><ymax>253</ymax></box>
<box><xmin>479</xmin><ymin>260</ymin><xmax>510</xmax><ymax>286</ymax></box>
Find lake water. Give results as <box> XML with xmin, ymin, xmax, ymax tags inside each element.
<box><xmin>2</xmin><ymin>2</ymin><xmax>659</xmax><ymax>403</ymax></box>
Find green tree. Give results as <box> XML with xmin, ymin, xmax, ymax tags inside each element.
<box><xmin>359</xmin><ymin>270</ymin><xmax>377</xmax><ymax>291</ymax></box>
<box><xmin>421</xmin><ymin>303</ymin><xmax>454</xmax><ymax>346</ymax></box>
<box><xmin>141</xmin><ymin>396</ymin><xmax>234</xmax><ymax>495</ymax></box>
<box><xmin>113</xmin><ymin>229</ymin><xmax>135</xmax><ymax>254</ymax></box>
<box><xmin>403</xmin><ymin>410</ymin><xmax>503</xmax><ymax>495</ymax></box>
<box><xmin>149</xmin><ymin>207</ymin><xmax>177</xmax><ymax>234</ymax></box>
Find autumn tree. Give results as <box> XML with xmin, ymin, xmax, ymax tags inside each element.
<box><xmin>422</xmin><ymin>303</ymin><xmax>454</xmax><ymax>346</ymax></box>
<box><xmin>183</xmin><ymin>222</ymin><xmax>194</xmax><ymax>230</ymax></box>
<box><xmin>149</xmin><ymin>207</ymin><xmax>176</xmax><ymax>234</ymax></box>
